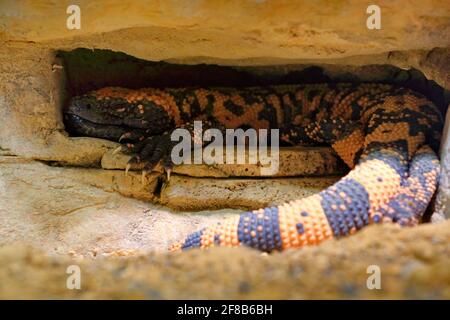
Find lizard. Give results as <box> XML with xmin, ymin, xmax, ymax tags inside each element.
<box><xmin>64</xmin><ymin>83</ymin><xmax>443</xmax><ymax>252</ymax></box>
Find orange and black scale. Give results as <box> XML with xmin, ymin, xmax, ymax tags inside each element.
<box><xmin>63</xmin><ymin>83</ymin><xmax>443</xmax><ymax>252</ymax></box>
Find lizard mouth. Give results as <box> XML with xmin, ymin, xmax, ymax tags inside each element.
<box><xmin>66</xmin><ymin>96</ymin><xmax>123</xmax><ymax>126</ymax></box>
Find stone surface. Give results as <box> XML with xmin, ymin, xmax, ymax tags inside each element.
<box><xmin>0</xmin><ymin>44</ymin><xmax>119</xmax><ymax>166</ymax></box>
<box><xmin>0</xmin><ymin>156</ymin><xmax>239</xmax><ymax>255</ymax></box>
<box><xmin>1</xmin><ymin>1</ymin><xmax>449</xmax><ymax>60</ymax></box>
<box><xmin>436</xmin><ymin>107</ymin><xmax>450</xmax><ymax>221</ymax></box>
<box><xmin>0</xmin><ymin>153</ymin><xmax>337</xmax><ymax>216</ymax></box>
<box><xmin>0</xmin><ymin>220</ymin><xmax>449</xmax><ymax>299</ymax></box>
<box><xmin>102</xmin><ymin>146</ymin><xmax>344</xmax><ymax>177</ymax></box>
<box><xmin>160</xmin><ymin>175</ymin><xmax>338</xmax><ymax>211</ymax></box>
<box><xmin>102</xmin><ymin>145</ymin><xmax>342</xmax><ymax>211</ymax></box>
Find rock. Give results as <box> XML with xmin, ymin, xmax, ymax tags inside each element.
<box><xmin>100</xmin><ymin>145</ymin><xmax>342</xmax><ymax>210</ymax></box>
<box><xmin>0</xmin><ymin>220</ymin><xmax>449</xmax><ymax>299</ymax></box>
<box><xmin>436</xmin><ymin>107</ymin><xmax>450</xmax><ymax>221</ymax></box>
<box><xmin>0</xmin><ymin>156</ymin><xmax>159</xmax><ymax>206</ymax></box>
<box><xmin>1</xmin><ymin>1</ymin><xmax>449</xmax><ymax>60</ymax></box>
<box><xmin>0</xmin><ymin>156</ymin><xmax>235</xmax><ymax>255</ymax></box>
<box><xmin>0</xmin><ymin>156</ymin><xmax>338</xmax><ymax>243</ymax></box>
<box><xmin>160</xmin><ymin>175</ymin><xmax>338</xmax><ymax>211</ymax></box>
<box><xmin>102</xmin><ymin>146</ymin><xmax>344</xmax><ymax>177</ymax></box>
<box><xmin>0</xmin><ymin>44</ymin><xmax>118</xmax><ymax>166</ymax></box>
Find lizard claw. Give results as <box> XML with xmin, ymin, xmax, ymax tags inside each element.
<box><xmin>118</xmin><ymin>133</ymin><xmax>129</xmax><ymax>143</ymax></box>
<box><xmin>119</xmin><ymin>131</ymin><xmax>145</xmax><ymax>143</ymax></box>
<box><xmin>125</xmin><ymin>163</ymin><xmax>131</xmax><ymax>176</ymax></box>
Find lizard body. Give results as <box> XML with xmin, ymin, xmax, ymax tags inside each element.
<box><xmin>64</xmin><ymin>83</ymin><xmax>442</xmax><ymax>251</ymax></box>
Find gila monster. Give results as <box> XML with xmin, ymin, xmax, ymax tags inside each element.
<box><xmin>64</xmin><ymin>83</ymin><xmax>443</xmax><ymax>252</ymax></box>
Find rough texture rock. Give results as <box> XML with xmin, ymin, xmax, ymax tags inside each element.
<box><xmin>1</xmin><ymin>0</ymin><xmax>449</xmax><ymax>60</ymax></box>
<box><xmin>0</xmin><ymin>156</ymin><xmax>238</xmax><ymax>254</ymax></box>
<box><xmin>0</xmin><ymin>220</ymin><xmax>449</xmax><ymax>299</ymax></box>
<box><xmin>102</xmin><ymin>146</ymin><xmax>344</xmax><ymax>177</ymax></box>
<box><xmin>0</xmin><ymin>155</ymin><xmax>337</xmax><ymax>230</ymax></box>
<box><xmin>436</xmin><ymin>108</ymin><xmax>450</xmax><ymax>221</ymax></box>
<box><xmin>0</xmin><ymin>44</ymin><xmax>118</xmax><ymax>165</ymax></box>
<box><xmin>160</xmin><ymin>175</ymin><xmax>338</xmax><ymax>211</ymax></box>
<box><xmin>102</xmin><ymin>145</ymin><xmax>342</xmax><ymax>210</ymax></box>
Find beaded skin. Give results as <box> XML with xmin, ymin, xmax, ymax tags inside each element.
<box><xmin>64</xmin><ymin>83</ymin><xmax>443</xmax><ymax>252</ymax></box>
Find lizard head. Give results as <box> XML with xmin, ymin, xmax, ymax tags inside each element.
<box><xmin>65</xmin><ymin>94</ymin><xmax>123</xmax><ymax>125</ymax></box>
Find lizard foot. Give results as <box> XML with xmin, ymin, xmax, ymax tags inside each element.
<box><xmin>124</xmin><ymin>133</ymin><xmax>175</xmax><ymax>182</ymax></box>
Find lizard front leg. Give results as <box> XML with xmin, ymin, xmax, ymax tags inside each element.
<box><xmin>121</xmin><ymin>118</ymin><xmax>226</xmax><ymax>181</ymax></box>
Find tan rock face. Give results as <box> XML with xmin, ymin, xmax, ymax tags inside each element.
<box><xmin>0</xmin><ymin>155</ymin><xmax>333</xmax><ymax>253</ymax></box>
<box><xmin>0</xmin><ymin>156</ymin><xmax>234</xmax><ymax>254</ymax></box>
<box><xmin>100</xmin><ymin>145</ymin><xmax>343</xmax><ymax>210</ymax></box>
<box><xmin>160</xmin><ymin>175</ymin><xmax>338</xmax><ymax>211</ymax></box>
<box><xmin>0</xmin><ymin>44</ymin><xmax>118</xmax><ymax>165</ymax></box>
<box><xmin>102</xmin><ymin>146</ymin><xmax>344</xmax><ymax>177</ymax></box>
<box><xmin>0</xmin><ymin>221</ymin><xmax>449</xmax><ymax>299</ymax></box>
<box><xmin>1</xmin><ymin>0</ymin><xmax>449</xmax><ymax>60</ymax></box>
